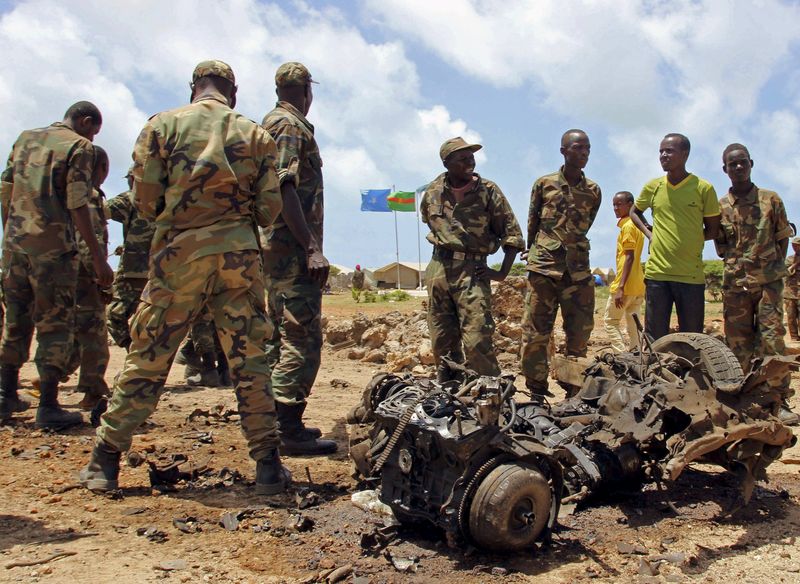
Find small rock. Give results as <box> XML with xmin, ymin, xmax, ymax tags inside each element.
<box><xmin>491</xmin><ymin>567</ymin><xmax>509</xmax><ymax>576</ymax></box>
<box><xmin>155</xmin><ymin>560</ymin><xmax>187</xmax><ymax>571</ymax></box>
<box><xmin>638</xmin><ymin>558</ymin><xmax>659</xmax><ymax>576</ymax></box>
<box><xmin>362</xmin><ymin>349</ymin><xmax>385</xmax><ymax>364</ymax></box>
<box><xmin>326</xmin><ymin>564</ymin><xmax>353</xmax><ymax>583</ymax></box>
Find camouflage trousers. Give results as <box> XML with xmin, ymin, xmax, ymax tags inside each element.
<box><xmin>785</xmin><ymin>297</ymin><xmax>799</xmax><ymax>341</ymax></box>
<box><xmin>603</xmin><ymin>294</ymin><xmax>643</xmax><ymax>352</ymax></box>
<box><xmin>97</xmin><ymin>250</ymin><xmax>279</xmax><ymax>460</ymax></box>
<box><xmin>106</xmin><ymin>276</ymin><xmax>147</xmax><ymax>349</ymax></box>
<box><xmin>521</xmin><ymin>271</ymin><xmax>594</xmax><ymax>392</ymax></box>
<box><xmin>723</xmin><ymin>281</ymin><xmax>785</xmax><ymax>372</ymax></box>
<box><xmin>426</xmin><ymin>257</ymin><xmax>499</xmax><ymax>376</ymax></box>
<box><xmin>64</xmin><ymin>266</ymin><xmax>110</xmax><ymax>396</ymax></box>
<box><xmin>0</xmin><ymin>251</ymin><xmax>77</xmax><ymax>377</ymax></box>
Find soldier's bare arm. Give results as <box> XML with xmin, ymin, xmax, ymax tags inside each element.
<box><xmin>702</xmin><ymin>214</ymin><xmax>721</xmax><ymax>241</ymax></box>
<box><xmin>630</xmin><ymin>208</ymin><xmax>652</xmax><ymax>241</ymax></box>
<box><xmin>281</xmin><ymin>180</ymin><xmax>329</xmax><ymax>287</ymax></box>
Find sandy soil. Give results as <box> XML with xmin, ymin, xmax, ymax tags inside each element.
<box><xmin>1</xmin><ymin>295</ymin><xmax>799</xmax><ymax>583</ymax></box>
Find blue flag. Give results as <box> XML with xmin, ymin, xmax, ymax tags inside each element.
<box><xmin>361</xmin><ymin>189</ymin><xmax>391</xmax><ymax>212</ymax></box>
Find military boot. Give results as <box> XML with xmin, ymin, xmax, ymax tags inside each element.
<box><xmin>35</xmin><ymin>374</ymin><xmax>83</xmax><ymax>430</ymax></box>
<box><xmin>175</xmin><ymin>338</ymin><xmax>199</xmax><ymax>367</ymax></box>
<box><xmin>277</xmin><ymin>403</ymin><xmax>336</xmax><ymax>456</ymax></box>
<box><xmin>186</xmin><ymin>352</ymin><xmax>221</xmax><ymax>387</ymax></box>
<box><xmin>255</xmin><ymin>448</ymin><xmax>292</xmax><ymax>495</ymax></box>
<box><xmin>779</xmin><ymin>402</ymin><xmax>800</xmax><ymax>426</ymax></box>
<box><xmin>0</xmin><ymin>364</ymin><xmax>30</xmax><ymax>422</ymax></box>
<box><xmin>79</xmin><ymin>440</ymin><xmax>121</xmax><ymax>491</ymax></box>
<box><xmin>217</xmin><ymin>354</ymin><xmax>233</xmax><ymax>388</ymax></box>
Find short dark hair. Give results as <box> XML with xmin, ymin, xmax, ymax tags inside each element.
<box><xmin>561</xmin><ymin>128</ymin><xmax>587</xmax><ymax>147</ymax></box>
<box><xmin>722</xmin><ymin>142</ymin><xmax>750</xmax><ymax>162</ymax></box>
<box><xmin>93</xmin><ymin>145</ymin><xmax>108</xmax><ymax>169</ymax></box>
<box><xmin>64</xmin><ymin>101</ymin><xmax>102</xmax><ymax>125</ymax></box>
<box><xmin>663</xmin><ymin>133</ymin><xmax>690</xmax><ymax>153</ymax></box>
<box><xmin>614</xmin><ymin>191</ymin><xmax>634</xmax><ymax>204</ymax></box>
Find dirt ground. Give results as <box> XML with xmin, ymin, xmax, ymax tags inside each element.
<box><xmin>1</xmin><ymin>294</ymin><xmax>799</xmax><ymax>584</ymax></box>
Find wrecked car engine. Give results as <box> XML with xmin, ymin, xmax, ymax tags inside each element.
<box><xmin>348</xmin><ymin>333</ymin><xmax>796</xmax><ymax>551</ymax></box>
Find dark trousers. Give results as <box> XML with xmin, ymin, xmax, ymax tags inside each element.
<box><xmin>644</xmin><ymin>279</ymin><xmax>705</xmax><ymax>340</ymax></box>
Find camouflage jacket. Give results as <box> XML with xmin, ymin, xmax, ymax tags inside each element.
<box><xmin>260</xmin><ymin>101</ymin><xmax>323</xmax><ymax>254</ymax></box>
<box><xmin>785</xmin><ymin>256</ymin><xmax>800</xmax><ymax>299</ymax></box>
<box><xmin>526</xmin><ymin>167</ymin><xmax>602</xmax><ymax>280</ymax></box>
<box><xmin>0</xmin><ymin>122</ymin><xmax>93</xmax><ymax>261</ymax></box>
<box><xmin>132</xmin><ymin>90</ymin><xmax>281</xmax><ymax>269</ymax></box>
<box><xmin>107</xmin><ymin>189</ymin><xmax>155</xmax><ymax>279</ymax></box>
<box><xmin>715</xmin><ymin>185</ymin><xmax>791</xmax><ymax>289</ymax></box>
<box><xmin>76</xmin><ymin>187</ymin><xmax>109</xmax><ymax>275</ymax></box>
<box><xmin>420</xmin><ymin>172</ymin><xmax>524</xmax><ymax>255</ymax></box>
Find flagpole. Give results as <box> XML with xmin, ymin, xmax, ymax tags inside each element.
<box><xmin>392</xmin><ymin>185</ymin><xmax>400</xmax><ymax>290</ymax></box>
<box><xmin>415</xmin><ymin>192</ymin><xmax>422</xmax><ymax>290</ymax></box>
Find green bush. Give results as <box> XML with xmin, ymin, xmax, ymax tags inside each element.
<box><xmin>704</xmin><ymin>260</ymin><xmax>724</xmax><ymax>302</ymax></box>
<box><xmin>490</xmin><ymin>262</ymin><xmax>528</xmax><ymax>276</ymax></box>
<box><xmin>360</xmin><ymin>289</ymin><xmax>411</xmax><ymax>303</ymax></box>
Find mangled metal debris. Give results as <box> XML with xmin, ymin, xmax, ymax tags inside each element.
<box><xmin>348</xmin><ymin>332</ymin><xmax>797</xmax><ymax>551</ymax></box>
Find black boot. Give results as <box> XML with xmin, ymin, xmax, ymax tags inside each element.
<box><xmin>186</xmin><ymin>352</ymin><xmax>221</xmax><ymax>387</ymax></box>
<box><xmin>0</xmin><ymin>364</ymin><xmax>29</xmax><ymax>422</ymax></box>
<box><xmin>217</xmin><ymin>353</ymin><xmax>232</xmax><ymax>388</ymax></box>
<box><xmin>79</xmin><ymin>440</ymin><xmax>121</xmax><ymax>491</ymax></box>
<box><xmin>779</xmin><ymin>401</ymin><xmax>800</xmax><ymax>426</ymax></box>
<box><xmin>255</xmin><ymin>448</ymin><xmax>292</xmax><ymax>495</ymax></box>
<box><xmin>35</xmin><ymin>373</ymin><xmax>83</xmax><ymax>430</ymax></box>
<box><xmin>175</xmin><ymin>338</ymin><xmax>200</xmax><ymax>367</ymax></box>
<box><xmin>277</xmin><ymin>403</ymin><xmax>337</xmax><ymax>456</ymax></box>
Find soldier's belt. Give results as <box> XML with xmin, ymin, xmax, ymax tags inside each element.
<box><xmin>432</xmin><ymin>247</ymin><xmax>487</xmax><ymax>262</ymax></box>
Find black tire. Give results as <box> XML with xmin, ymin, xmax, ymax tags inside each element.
<box><xmin>651</xmin><ymin>332</ymin><xmax>743</xmax><ymax>393</ymax></box>
<box><xmin>468</xmin><ymin>463</ymin><xmax>552</xmax><ymax>551</ymax></box>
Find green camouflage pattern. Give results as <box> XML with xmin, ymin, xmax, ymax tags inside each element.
<box><xmin>76</xmin><ymin>188</ymin><xmax>109</xmax><ymax>273</ymax></box>
<box><xmin>723</xmin><ymin>280</ymin><xmax>786</xmax><ymax>375</ymax></box>
<box><xmin>785</xmin><ymin>297</ymin><xmax>799</xmax><ymax>340</ymax></box>
<box><xmin>0</xmin><ymin>251</ymin><xmax>78</xmax><ymax>376</ymax></box>
<box><xmin>715</xmin><ymin>186</ymin><xmax>791</xmax><ymax>288</ymax></box>
<box><xmin>784</xmin><ymin>255</ymin><xmax>800</xmax><ymax>300</ymax></box>
<box><xmin>420</xmin><ymin>173</ymin><xmax>525</xmax><ymax>254</ymax></box>
<box><xmin>96</xmin><ymin>88</ymin><xmax>282</xmax><ymax>460</ymax></box>
<box><xmin>192</xmin><ymin>59</ymin><xmax>235</xmax><ymax>84</ymax></box>
<box><xmin>106</xmin><ymin>189</ymin><xmax>155</xmax><ymax>279</ymax></box>
<box><xmin>64</xmin><ymin>264</ymin><xmax>109</xmax><ymax>396</ymax></box>
<box><xmin>426</xmin><ymin>256</ymin><xmax>499</xmax><ymax>376</ymax></box>
<box><xmin>261</xmin><ymin>100</ymin><xmax>324</xmax><ymax>406</ymax></box>
<box><xmin>97</xmin><ymin>250</ymin><xmax>280</xmax><ymax>459</ymax></box>
<box><xmin>352</xmin><ymin>270</ymin><xmax>365</xmax><ymax>290</ymax></box>
<box><xmin>526</xmin><ymin>167</ymin><xmax>602</xmax><ymax>281</ymax></box>
<box><xmin>132</xmin><ymin>90</ymin><xmax>281</xmax><ymax>269</ymax></box>
<box><xmin>189</xmin><ymin>306</ymin><xmax>217</xmax><ymax>356</ymax></box>
<box><xmin>106</xmin><ymin>276</ymin><xmax>146</xmax><ymax>349</ymax></box>
<box><xmin>274</xmin><ymin>62</ymin><xmax>314</xmax><ymax>87</ymax></box>
<box><xmin>1</xmin><ymin>122</ymin><xmax>93</xmax><ymax>261</ymax></box>
<box><xmin>521</xmin><ymin>271</ymin><xmax>595</xmax><ymax>392</ymax></box>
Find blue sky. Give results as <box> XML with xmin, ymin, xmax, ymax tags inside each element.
<box><xmin>2</xmin><ymin>0</ymin><xmax>800</xmax><ymax>271</ymax></box>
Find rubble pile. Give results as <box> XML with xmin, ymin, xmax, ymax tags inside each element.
<box><xmin>322</xmin><ymin>277</ymin><xmax>531</xmax><ymax>372</ymax></box>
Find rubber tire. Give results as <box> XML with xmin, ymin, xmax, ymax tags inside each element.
<box><xmin>468</xmin><ymin>463</ymin><xmax>552</xmax><ymax>552</ymax></box>
<box><xmin>651</xmin><ymin>332</ymin><xmax>744</xmax><ymax>392</ymax></box>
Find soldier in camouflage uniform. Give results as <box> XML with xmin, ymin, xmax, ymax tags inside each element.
<box><xmin>106</xmin><ymin>167</ymin><xmax>155</xmax><ymax>350</ymax></box>
<box><xmin>714</xmin><ymin>143</ymin><xmax>796</xmax><ymax>424</ymax></box>
<box><xmin>80</xmin><ymin>61</ymin><xmax>290</xmax><ymax>495</ymax></box>
<box><xmin>65</xmin><ymin>145</ymin><xmax>112</xmax><ymax>410</ymax></box>
<box><xmin>261</xmin><ymin>62</ymin><xmax>336</xmax><ymax>456</ymax></box>
<box><xmin>521</xmin><ymin>130</ymin><xmax>601</xmax><ymax>399</ymax></box>
<box><xmin>421</xmin><ymin>137</ymin><xmax>525</xmax><ymax>379</ymax></box>
<box><xmin>0</xmin><ymin>102</ymin><xmax>113</xmax><ymax>429</ymax></box>
<box><xmin>784</xmin><ymin>237</ymin><xmax>800</xmax><ymax>341</ymax></box>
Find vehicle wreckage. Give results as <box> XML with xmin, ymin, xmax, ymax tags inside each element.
<box><xmin>347</xmin><ymin>332</ymin><xmax>797</xmax><ymax>551</ymax></box>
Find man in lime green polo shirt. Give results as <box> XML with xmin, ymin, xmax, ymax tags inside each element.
<box><xmin>631</xmin><ymin>133</ymin><xmax>721</xmax><ymax>340</ymax></box>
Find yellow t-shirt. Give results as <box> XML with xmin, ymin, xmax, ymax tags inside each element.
<box><xmin>610</xmin><ymin>216</ymin><xmax>645</xmax><ymax>296</ymax></box>
<box><xmin>635</xmin><ymin>174</ymin><xmax>720</xmax><ymax>285</ymax></box>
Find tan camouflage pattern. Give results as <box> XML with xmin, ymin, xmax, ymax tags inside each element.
<box><xmin>521</xmin><ymin>272</ymin><xmax>595</xmax><ymax>392</ymax></box>
<box><xmin>106</xmin><ymin>276</ymin><xmax>146</xmax><ymax>349</ymax></box>
<box><xmin>0</xmin><ymin>122</ymin><xmax>93</xmax><ymax>261</ymax></box>
<box><xmin>64</xmin><ymin>264</ymin><xmax>109</xmax><ymax>396</ymax></box>
<box><xmin>98</xmin><ymin>251</ymin><xmax>279</xmax><ymax>459</ymax></box>
<box><xmin>261</xmin><ymin>100</ymin><xmax>324</xmax><ymax>405</ymax></box>
<box><xmin>526</xmin><ymin>167</ymin><xmax>602</xmax><ymax>281</ymax></box>
<box><xmin>106</xmin><ymin>189</ymin><xmax>155</xmax><ymax>279</ymax></box>
<box><xmin>274</xmin><ymin>62</ymin><xmax>314</xmax><ymax>87</ymax></box>
<box><xmin>0</xmin><ymin>251</ymin><xmax>78</xmax><ymax>376</ymax></box>
<box><xmin>132</xmin><ymin>90</ymin><xmax>281</xmax><ymax>269</ymax></box>
<box><xmin>96</xmin><ymin>89</ymin><xmax>282</xmax><ymax>460</ymax></box>
<box><xmin>426</xmin><ymin>257</ymin><xmax>499</xmax><ymax>376</ymax></box>
<box><xmin>784</xmin><ymin>255</ymin><xmax>800</xmax><ymax>300</ymax></box>
<box><xmin>192</xmin><ymin>59</ymin><xmax>235</xmax><ymax>84</ymax></box>
<box><xmin>723</xmin><ymin>280</ymin><xmax>785</xmax><ymax>373</ymax></box>
<box><xmin>715</xmin><ymin>186</ymin><xmax>792</xmax><ymax>289</ymax></box>
<box><xmin>420</xmin><ymin>173</ymin><xmax>525</xmax><ymax>254</ymax></box>
<box><xmin>785</xmin><ymin>298</ymin><xmax>799</xmax><ymax>340</ymax></box>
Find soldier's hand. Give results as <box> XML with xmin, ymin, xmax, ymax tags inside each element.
<box><xmin>307</xmin><ymin>250</ymin><xmax>330</xmax><ymax>288</ymax></box>
<box><xmin>94</xmin><ymin>259</ymin><xmax>115</xmax><ymax>288</ymax></box>
<box><xmin>520</xmin><ymin>250</ymin><xmax>529</xmax><ymax>261</ymax></box>
<box><xmin>474</xmin><ymin>264</ymin><xmax>505</xmax><ymax>282</ymax></box>
<box><xmin>613</xmin><ymin>288</ymin><xmax>625</xmax><ymax>309</ymax></box>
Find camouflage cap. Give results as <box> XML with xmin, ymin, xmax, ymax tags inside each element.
<box><xmin>192</xmin><ymin>60</ymin><xmax>236</xmax><ymax>84</ymax></box>
<box><xmin>275</xmin><ymin>62</ymin><xmax>317</xmax><ymax>87</ymax></box>
<box><xmin>793</xmin><ymin>236</ymin><xmax>800</xmax><ymax>245</ymax></box>
<box><xmin>440</xmin><ymin>137</ymin><xmax>482</xmax><ymax>162</ymax></box>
